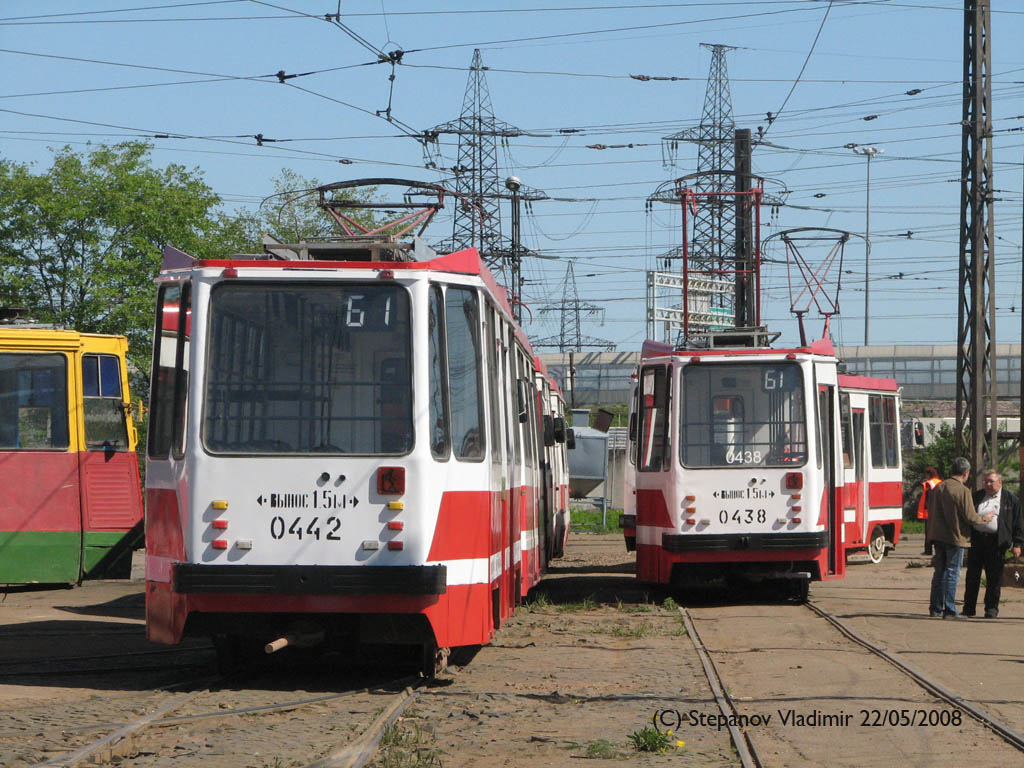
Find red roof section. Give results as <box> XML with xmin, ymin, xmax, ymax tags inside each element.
<box><xmin>838</xmin><ymin>373</ymin><xmax>899</xmax><ymax>392</ymax></box>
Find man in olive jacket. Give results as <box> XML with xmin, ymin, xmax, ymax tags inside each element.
<box><xmin>927</xmin><ymin>457</ymin><xmax>993</xmax><ymax>618</ymax></box>
<box><xmin>962</xmin><ymin>469</ymin><xmax>1024</xmax><ymax>618</ymax></box>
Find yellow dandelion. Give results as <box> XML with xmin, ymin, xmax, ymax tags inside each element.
<box><xmin>666</xmin><ymin>730</ymin><xmax>673</xmax><ymax>736</ymax></box>
<box><xmin>676</xmin><ymin>740</ymin><xmax>686</xmax><ymax>748</ymax></box>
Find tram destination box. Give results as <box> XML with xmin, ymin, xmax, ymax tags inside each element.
<box><xmin>1002</xmin><ymin>558</ymin><xmax>1024</xmax><ymax>589</ymax></box>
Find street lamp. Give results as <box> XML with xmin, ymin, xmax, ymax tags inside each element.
<box><xmin>505</xmin><ymin>176</ymin><xmax>522</xmax><ymax>323</ymax></box>
<box><xmin>851</xmin><ymin>145</ymin><xmax>883</xmax><ymax>345</ymax></box>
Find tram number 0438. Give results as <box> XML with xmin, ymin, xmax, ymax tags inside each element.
<box><xmin>270</xmin><ymin>515</ymin><xmax>341</xmax><ymax>541</ymax></box>
<box><xmin>719</xmin><ymin>509</ymin><xmax>767</xmax><ymax>525</ymax></box>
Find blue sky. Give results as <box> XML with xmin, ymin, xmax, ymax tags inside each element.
<box><xmin>2</xmin><ymin>1</ymin><xmax>1023</xmax><ymax>352</ymax></box>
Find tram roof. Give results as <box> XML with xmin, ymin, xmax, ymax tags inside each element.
<box><xmin>640</xmin><ymin>336</ymin><xmax>839</xmax><ymax>360</ymax></box>
<box><xmin>0</xmin><ymin>327</ymin><xmax>129</xmax><ymax>352</ymax></box>
<box><xmin>837</xmin><ymin>373</ymin><xmax>900</xmax><ymax>392</ymax></box>
<box><xmin>637</xmin><ymin>337</ymin><xmax>899</xmax><ymax>391</ymax></box>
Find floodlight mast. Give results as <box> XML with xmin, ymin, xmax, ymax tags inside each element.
<box><xmin>850</xmin><ymin>145</ymin><xmax>884</xmax><ymax>344</ymax></box>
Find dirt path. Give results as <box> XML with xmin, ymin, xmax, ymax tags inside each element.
<box><xmin>394</xmin><ymin>535</ymin><xmax>738</xmax><ymax>766</ymax></box>
<box><xmin>3</xmin><ymin>532</ymin><xmax>1024</xmax><ymax>767</ymax></box>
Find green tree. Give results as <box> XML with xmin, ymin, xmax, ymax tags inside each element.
<box><xmin>902</xmin><ymin>423</ymin><xmax>1021</xmax><ymax>516</ymax></box>
<box><xmin>0</xmin><ymin>142</ymin><xmax>228</xmax><ymax>373</ymax></box>
<box><xmin>903</xmin><ymin>424</ymin><xmax>958</xmax><ymax>517</ymax></box>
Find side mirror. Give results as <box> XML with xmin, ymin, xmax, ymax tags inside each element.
<box><xmin>543</xmin><ymin>414</ymin><xmax>555</xmax><ymax>447</ymax></box>
<box><xmin>914</xmin><ymin>421</ymin><xmax>924</xmax><ymax>446</ymax></box>
<box><xmin>553</xmin><ymin>416</ymin><xmax>567</xmax><ymax>443</ymax></box>
<box><xmin>517</xmin><ymin>383</ymin><xmax>528</xmax><ymax>424</ymax></box>
<box><xmin>628</xmin><ymin>412</ymin><xmax>637</xmax><ymax>441</ymax></box>
<box><xmin>566</xmin><ymin>428</ymin><xmax>576</xmax><ymax>450</ymax></box>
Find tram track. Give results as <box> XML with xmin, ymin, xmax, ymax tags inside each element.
<box><xmin>679</xmin><ymin>592</ymin><xmax>1024</xmax><ymax>766</ymax></box>
<box><xmin>804</xmin><ymin>599</ymin><xmax>1024</xmax><ymax>753</ymax></box>
<box><xmin>678</xmin><ymin>606</ymin><xmax>763</xmax><ymax>767</ymax></box>
<box><xmin>21</xmin><ymin>673</ymin><xmax>423</xmax><ymax>768</ymax></box>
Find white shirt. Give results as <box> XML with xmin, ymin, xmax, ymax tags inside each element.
<box><xmin>975</xmin><ymin>490</ymin><xmax>1001</xmax><ymax>534</ymax></box>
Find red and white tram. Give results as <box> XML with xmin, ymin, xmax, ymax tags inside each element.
<box><xmin>143</xmin><ymin>180</ymin><xmax>569</xmax><ymax>672</ymax></box>
<box><xmin>624</xmin><ymin>332</ymin><xmax>902</xmax><ymax>598</ymax></box>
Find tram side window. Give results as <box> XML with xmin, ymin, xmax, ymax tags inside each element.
<box><xmin>0</xmin><ymin>354</ymin><xmax>69</xmax><ymax>450</ymax></box>
<box><xmin>485</xmin><ymin>305</ymin><xmax>503</xmax><ymax>465</ymax></box>
<box><xmin>428</xmin><ymin>286</ymin><xmax>450</xmax><ymax>459</ymax></box>
<box><xmin>638</xmin><ymin>365</ymin><xmax>669</xmax><ymax>471</ymax></box>
<box><xmin>446</xmin><ymin>286</ymin><xmax>485</xmax><ymax>461</ymax></box>
<box><xmin>869</xmin><ymin>394</ymin><xmax>899</xmax><ymax>468</ymax></box>
<box><xmin>504</xmin><ymin>325</ymin><xmax>519</xmax><ymax>467</ymax></box>
<box><xmin>518</xmin><ymin>348</ymin><xmax>537</xmax><ymax>470</ymax></box>
<box><xmin>149</xmin><ymin>283</ymin><xmax>186</xmax><ymax>459</ymax></box>
<box><xmin>628</xmin><ymin>381</ymin><xmax>638</xmax><ymax>466</ymax></box>
<box><xmin>840</xmin><ymin>393</ymin><xmax>853</xmax><ymax>469</ymax></box>
<box><xmin>82</xmin><ymin>354</ymin><xmax>128</xmax><ymax>450</ymax></box>
<box><xmin>172</xmin><ymin>283</ymin><xmax>192</xmax><ymax>458</ymax></box>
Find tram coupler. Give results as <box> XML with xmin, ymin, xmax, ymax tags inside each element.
<box><xmin>264</xmin><ymin>628</ymin><xmax>326</xmax><ymax>655</ymax></box>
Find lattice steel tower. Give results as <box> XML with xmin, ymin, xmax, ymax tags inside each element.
<box><xmin>664</xmin><ymin>43</ymin><xmax>737</xmax><ymax>280</ymax></box>
<box><xmin>956</xmin><ymin>0</ymin><xmax>998</xmax><ymax>476</ymax></box>
<box><xmin>533</xmin><ymin>261</ymin><xmax>615</xmax><ymax>352</ymax></box>
<box><xmin>648</xmin><ymin>44</ymin><xmax>740</xmax><ymax>342</ymax></box>
<box><xmin>424</xmin><ymin>49</ymin><xmax>521</xmax><ymax>266</ymax></box>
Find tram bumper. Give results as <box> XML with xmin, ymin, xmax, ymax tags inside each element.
<box><xmin>662</xmin><ymin>530</ymin><xmax>828</xmax><ymax>552</ymax></box>
<box><xmin>172</xmin><ymin>564</ymin><xmax>447</xmax><ymax>595</ymax></box>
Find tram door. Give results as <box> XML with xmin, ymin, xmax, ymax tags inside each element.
<box><xmin>818</xmin><ymin>384</ymin><xmax>841</xmax><ymax>576</ymax></box>
<box><xmin>852</xmin><ymin>410</ymin><xmax>867</xmax><ymax>544</ymax></box>
<box><xmin>0</xmin><ymin>346</ymin><xmax>80</xmax><ymax>583</ymax></box>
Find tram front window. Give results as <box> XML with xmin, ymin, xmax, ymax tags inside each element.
<box><xmin>0</xmin><ymin>353</ymin><xmax>69</xmax><ymax>450</ymax></box>
<box><xmin>203</xmin><ymin>282</ymin><xmax>412</xmax><ymax>455</ymax></box>
<box><xmin>681</xmin><ymin>362</ymin><xmax>806</xmax><ymax>468</ymax></box>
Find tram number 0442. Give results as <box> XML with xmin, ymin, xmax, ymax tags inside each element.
<box><xmin>270</xmin><ymin>515</ymin><xmax>341</xmax><ymax>541</ymax></box>
<box><xmin>719</xmin><ymin>509</ymin><xmax>767</xmax><ymax>525</ymax></box>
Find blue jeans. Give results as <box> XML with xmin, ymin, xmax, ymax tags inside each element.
<box><xmin>930</xmin><ymin>543</ymin><xmax>964</xmax><ymax>615</ymax></box>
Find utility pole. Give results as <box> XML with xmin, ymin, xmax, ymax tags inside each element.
<box><xmin>851</xmin><ymin>145</ymin><xmax>882</xmax><ymax>345</ymax></box>
<box><xmin>734</xmin><ymin>128</ymin><xmax>756</xmax><ymax>328</ymax></box>
<box><xmin>956</xmin><ymin>0</ymin><xmax>998</xmax><ymax>480</ymax></box>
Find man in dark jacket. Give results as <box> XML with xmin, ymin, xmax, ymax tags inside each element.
<box><xmin>962</xmin><ymin>469</ymin><xmax>1024</xmax><ymax>618</ymax></box>
<box><xmin>927</xmin><ymin>456</ymin><xmax>993</xmax><ymax>618</ymax></box>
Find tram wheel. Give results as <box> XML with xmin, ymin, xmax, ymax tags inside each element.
<box><xmin>867</xmin><ymin>527</ymin><xmax>887</xmax><ymax>564</ymax></box>
<box><xmin>420</xmin><ymin>642</ymin><xmax>450</xmax><ymax>678</ymax></box>
<box><xmin>793</xmin><ymin>578</ymin><xmax>809</xmax><ymax>603</ymax></box>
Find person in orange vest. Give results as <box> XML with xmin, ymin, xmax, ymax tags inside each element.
<box><xmin>918</xmin><ymin>466</ymin><xmax>941</xmax><ymax>556</ymax></box>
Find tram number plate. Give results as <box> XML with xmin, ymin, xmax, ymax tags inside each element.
<box><xmin>719</xmin><ymin>509</ymin><xmax>767</xmax><ymax>525</ymax></box>
<box><xmin>270</xmin><ymin>515</ymin><xmax>341</xmax><ymax>541</ymax></box>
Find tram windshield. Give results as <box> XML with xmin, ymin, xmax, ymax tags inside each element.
<box><xmin>203</xmin><ymin>282</ymin><xmax>412</xmax><ymax>455</ymax></box>
<box><xmin>680</xmin><ymin>362</ymin><xmax>807</xmax><ymax>468</ymax></box>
